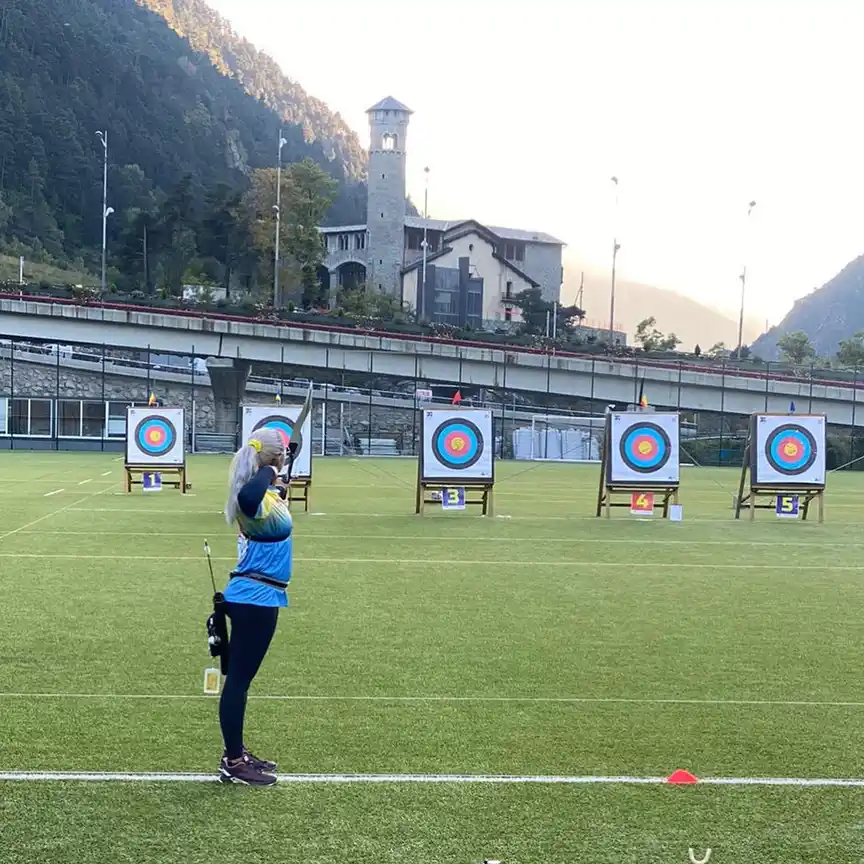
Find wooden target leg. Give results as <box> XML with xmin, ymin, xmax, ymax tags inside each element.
<box><xmin>749</xmin><ymin>491</ymin><xmax>756</xmax><ymax>520</ymax></box>
<box><xmin>124</xmin><ymin>469</ymin><xmax>131</xmax><ymax>494</ymax></box>
<box><xmin>818</xmin><ymin>491</ymin><xmax>824</xmax><ymax>523</ymax></box>
<box><xmin>605</xmin><ymin>488</ymin><xmax>611</xmax><ymax>519</ymax></box>
<box><xmin>488</xmin><ymin>487</ymin><xmax>494</xmax><ymax>518</ymax></box>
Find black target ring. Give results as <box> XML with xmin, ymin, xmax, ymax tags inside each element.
<box><xmin>431</xmin><ymin>418</ymin><xmax>484</xmax><ymax>470</ymax></box>
<box><xmin>618</xmin><ymin>422</ymin><xmax>672</xmax><ymax>473</ymax></box>
<box><xmin>764</xmin><ymin>424</ymin><xmax>817</xmax><ymax>475</ymax></box>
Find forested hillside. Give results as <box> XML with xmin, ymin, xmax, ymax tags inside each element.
<box><xmin>752</xmin><ymin>255</ymin><xmax>864</xmax><ymax>359</ymax></box>
<box><xmin>0</xmin><ymin>0</ymin><xmax>367</xmax><ymax>298</ymax></box>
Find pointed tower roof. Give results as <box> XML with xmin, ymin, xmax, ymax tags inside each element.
<box><xmin>366</xmin><ymin>96</ymin><xmax>413</xmax><ymax>114</ymax></box>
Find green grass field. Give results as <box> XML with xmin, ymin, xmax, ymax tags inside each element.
<box><xmin>2</xmin><ymin>453</ymin><xmax>864</xmax><ymax>863</ymax></box>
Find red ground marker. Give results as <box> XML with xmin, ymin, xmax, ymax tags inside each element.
<box><xmin>666</xmin><ymin>769</ymin><xmax>699</xmax><ymax>784</ymax></box>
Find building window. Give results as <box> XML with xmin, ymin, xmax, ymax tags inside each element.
<box><xmin>381</xmin><ymin>173</ymin><xmax>386</xmax><ymax>179</ymax></box>
<box><xmin>505</xmin><ymin>280</ymin><xmax>513</xmax><ymax>299</ymax></box>
<box><xmin>382</xmin><ymin>133</ymin><xmax>397</xmax><ymax>151</ymax></box>
<box><xmin>504</xmin><ymin>241</ymin><xmax>525</xmax><ymax>262</ymax></box>
<box><xmin>505</xmin><ymin>307</ymin><xmax>512</xmax><ymax>322</ymax></box>
<box><xmin>338</xmin><ymin>234</ymin><xmax>350</xmax><ymax>251</ymax></box>
<box><xmin>355</xmin><ymin>233</ymin><xmax>366</xmax><ymax>250</ymax></box>
<box><xmin>468</xmin><ymin>243</ymin><xmax>474</xmax><ymax>252</ymax></box>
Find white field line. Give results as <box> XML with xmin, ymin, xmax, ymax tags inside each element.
<box><xmin>0</xmin><ymin>553</ymin><xmax>859</xmax><ymax>571</ymax></box>
<box><xmin>2</xmin><ymin>771</ymin><xmax>864</xmax><ymax>787</ymax></box>
<box><xmin>61</xmin><ymin>508</ymin><xmax>864</xmax><ymax>522</ymax></box>
<box><xmin>101</xmin><ymin>471</ymin><xmax>112</xmax><ymax>476</ymax></box>
<box><xmin>8</xmin><ymin>530</ymin><xmax>863</xmax><ymax>550</ymax></box>
<box><xmin>43</xmin><ymin>489</ymin><xmax>65</xmax><ymax>497</ymax></box>
<box><xmin>77</xmin><ymin>479</ymin><xmax>93</xmax><ymax>485</ymax></box>
<box><xmin>3</xmin><ymin>691</ymin><xmax>864</xmax><ymax>709</ymax></box>
<box><xmin>0</xmin><ymin>486</ymin><xmax>112</xmax><ymax>543</ymax></box>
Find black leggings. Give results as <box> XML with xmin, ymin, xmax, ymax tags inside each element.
<box><xmin>219</xmin><ymin>602</ymin><xmax>279</xmax><ymax>759</ymax></box>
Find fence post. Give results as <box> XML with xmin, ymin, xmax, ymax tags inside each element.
<box><xmin>851</xmin><ymin>365</ymin><xmax>858</xmax><ymax>466</ymax></box>
<box><xmin>54</xmin><ymin>342</ymin><xmax>60</xmax><ymax>451</ymax></box>
<box><xmin>718</xmin><ymin>361</ymin><xmax>726</xmax><ymax>466</ymax></box>
<box><xmin>100</xmin><ymin>344</ymin><xmax>106</xmax><ymax>451</ymax></box>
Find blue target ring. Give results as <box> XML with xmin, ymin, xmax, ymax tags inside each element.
<box><xmin>765</xmin><ymin>424</ymin><xmax>816</xmax><ymax>475</ymax></box>
<box><xmin>252</xmin><ymin>415</ymin><xmax>295</xmax><ymax>448</ymax></box>
<box><xmin>134</xmin><ymin>415</ymin><xmax>177</xmax><ymax>457</ymax></box>
<box><xmin>432</xmin><ymin>419</ymin><xmax>483</xmax><ymax>470</ymax></box>
<box><xmin>619</xmin><ymin>422</ymin><xmax>670</xmax><ymax>473</ymax></box>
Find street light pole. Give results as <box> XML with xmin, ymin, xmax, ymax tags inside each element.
<box><xmin>736</xmin><ymin>200</ymin><xmax>757</xmax><ymax>357</ymax></box>
<box><xmin>273</xmin><ymin>130</ymin><xmax>287</xmax><ymax>306</ymax></box>
<box><xmin>95</xmin><ymin>130</ymin><xmax>110</xmax><ymax>293</ymax></box>
<box><xmin>609</xmin><ymin>176</ymin><xmax>620</xmax><ymax>344</ymax></box>
<box><xmin>421</xmin><ymin>167</ymin><xmax>430</xmax><ymax>302</ymax></box>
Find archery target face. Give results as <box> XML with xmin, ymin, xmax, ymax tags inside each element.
<box><xmin>241</xmin><ymin>405</ymin><xmax>312</xmax><ymax>478</ymax></box>
<box><xmin>126</xmin><ymin>407</ymin><xmax>185</xmax><ymax>466</ymax></box>
<box><xmin>608</xmin><ymin>413</ymin><xmax>680</xmax><ymax>484</ymax></box>
<box><xmin>752</xmin><ymin>414</ymin><xmax>825</xmax><ymax>486</ymax></box>
<box><xmin>421</xmin><ymin>409</ymin><xmax>493</xmax><ymax>482</ymax></box>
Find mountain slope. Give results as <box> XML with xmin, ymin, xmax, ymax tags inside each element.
<box><xmin>0</xmin><ymin>0</ymin><xmax>364</xmax><ymax>264</ymax></box>
<box><xmin>752</xmin><ymin>254</ymin><xmax>864</xmax><ymax>359</ymax></box>
<box><xmin>138</xmin><ymin>0</ymin><xmax>366</xmax><ymax>182</ymax></box>
<box><xmin>564</xmin><ymin>262</ymin><xmax>762</xmax><ymax>349</ymax></box>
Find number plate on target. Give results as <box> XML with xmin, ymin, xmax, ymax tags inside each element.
<box><xmin>630</xmin><ymin>492</ymin><xmax>655</xmax><ymax>515</ymax></box>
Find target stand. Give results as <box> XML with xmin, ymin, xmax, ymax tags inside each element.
<box><xmin>124</xmin><ymin>407</ymin><xmax>189</xmax><ymax>494</ymax></box>
<box><xmin>416</xmin><ymin>408</ymin><xmax>495</xmax><ymax>516</ymax></box>
<box><xmin>734</xmin><ymin>413</ymin><xmax>826</xmax><ymax>522</ymax></box>
<box><xmin>124</xmin><ymin>464</ymin><xmax>188</xmax><ymax>494</ymax></box>
<box><xmin>415</xmin><ymin>478</ymin><xmax>494</xmax><ymax>516</ymax></box>
<box><xmin>241</xmin><ymin>401</ymin><xmax>314</xmax><ymax>511</ymax></box>
<box><xmin>284</xmin><ymin>479</ymin><xmax>311</xmax><ymax>512</ymax></box>
<box><xmin>595</xmin><ymin>411</ymin><xmax>680</xmax><ymax>519</ymax></box>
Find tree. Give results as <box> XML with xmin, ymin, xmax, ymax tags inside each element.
<box><xmin>281</xmin><ymin>159</ymin><xmax>337</xmax><ymax>307</ymax></box>
<box><xmin>777</xmin><ymin>330</ymin><xmax>817</xmax><ymax>364</ymax></box>
<box><xmin>242</xmin><ymin>161</ymin><xmax>336</xmax><ymax>307</ymax></box>
<box><xmin>836</xmin><ymin>332</ymin><xmax>864</xmax><ymax>367</ymax></box>
<box><xmin>634</xmin><ymin>317</ymin><xmax>681</xmax><ymax>352</ymax></box>
<box><xmin>510</xmin><ymin>287</ymin><xmax>585</xmax><ymax>337</ymax></box>
<box><xmin>707</xmin><ymin>341</ymin><xmax>727</xmax><ymax>358</ymax></box>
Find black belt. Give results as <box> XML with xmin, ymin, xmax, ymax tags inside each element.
<box><xmin>229</xmin><ymin>571</ymin><xmax>288</xmax><ymax>590</ymax></box>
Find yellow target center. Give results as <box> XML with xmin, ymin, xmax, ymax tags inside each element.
<box><xmin>451</xmin><ymin>437</ymin><xmax>465</xmax><ymax>452</ymax></box>
<box><xmin>637</xmin><ymin>441</ymin><xmax>652</xmax><ymax>455</ymax></box>
<box><xmin>783</xmin><ymin>442</ymin><xmax>799</xmax><ymax>456</ymax></box>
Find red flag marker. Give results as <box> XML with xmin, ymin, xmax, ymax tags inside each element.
<box><xmin>666</xmin><ymin>769</ymin><xmax>699</xmax><ymax>784</ymax></box>
<box><xmin>452</xmin><ymin>390</ymin><xmax>462</xmax><ymax>405</ymax></box>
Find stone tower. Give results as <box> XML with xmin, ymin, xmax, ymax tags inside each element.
<box><xmin>365</xmin><ymin>97</ymin><xmax>412</xmax><ymax>297</ymax></box>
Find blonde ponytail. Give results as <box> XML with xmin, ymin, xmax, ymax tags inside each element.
<box><xmin>224</xmin><ymin>427</ymin><xmax>286</xmax><ymax>524</ymax></box>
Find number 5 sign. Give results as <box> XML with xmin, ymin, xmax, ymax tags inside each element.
<box><xmin>630</xmin><ymin>492</ymin><xmax>655</xmax><ymax>515</ymax></box>
<box><xmin>776</xmin><ymin>494</ymin><xmax>800</xmax><ymax>518</ymax></box>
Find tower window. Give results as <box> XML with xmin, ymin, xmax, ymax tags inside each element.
<box><xmin>505</xmin><ymin>280</ymin><xmax>513</xmax><ymax>299</ymax></box>
<box><xmin>381</xmin><ymin>212</ymin><xmax>385</xmax><ymax>218</ymax></box>
<box><xmin>382</xmin><ymin>133</ymin><xmax>397</xmax><ymax>151</ymax></box>
<box><xmin>469</xmin><ymin>243</ymin><xmax>474</xmax><ymax>252</ymax></box>
<box><xmin>381</xmin><ymin>173</ymin><xmax>386</xmax><ymax>179</ymax></box>
<box><xmin>355</xmin><ymin>233</ymin><xmax>366</xmax><ymax>250</ymax></box>
<box><xmin>338</xmin><ymin>234</ymin><xmax>350</xmax><ymax>252</ymax></box>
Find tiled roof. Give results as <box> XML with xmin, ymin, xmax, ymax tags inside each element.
<box><xmin>366</xmin><ymin>97</ymin><xmax>413</xmax><ymax>113</ymax></box>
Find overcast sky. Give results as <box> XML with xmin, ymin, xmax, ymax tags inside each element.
<box><xmin>208</xmin><ymin>0</ymin><xmax>863</xmax><ymax>325</ymax></box>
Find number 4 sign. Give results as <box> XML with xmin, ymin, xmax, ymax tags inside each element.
<box><xmin>630</xmin><ymin>492</ymin><xmax>655</xmax><ymax>515</ymax></box>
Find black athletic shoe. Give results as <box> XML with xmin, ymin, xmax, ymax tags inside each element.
<box><xmin>218</xmin><ymin>754</ymin><xmax>277</xmax><ymax>786</ymax></box>
<box><xmin>243</xmin><ymin>747</ymin><xmax>277</xmax><ymax>773</ymax></box>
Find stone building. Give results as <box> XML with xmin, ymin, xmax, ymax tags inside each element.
<box><xmin>319</xmin><ymin>97</ymin><xmax>565</xmax><ymax>326</ymax></box>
